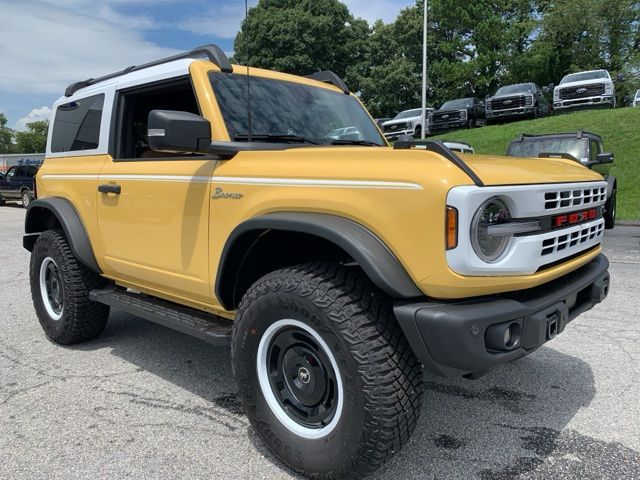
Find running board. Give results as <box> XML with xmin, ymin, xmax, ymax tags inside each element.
<box><xmin>89</xmin><ymin>288</ymin><xmax>232</xmax><ymax>346</ymax></box>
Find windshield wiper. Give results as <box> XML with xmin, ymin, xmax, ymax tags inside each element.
<box><xmin>328</xmin><ymin>139</ymin><xmax>382</xmax><ymax>146</ymax></box>
<box><xmin>234</xmin><ymin>134</ymin><xmax>321</xmax><ymax>145</ymax></box>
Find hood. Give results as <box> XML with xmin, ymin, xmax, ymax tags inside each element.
<box><xmin>556</xmin><ymin>78</ymin><xmax>612</xmax><ymax>91</ymax></box>
<box><xmin>458</xmin><ymin>153</ymin><xmax>603</xmax><ymax>186</ymax></box>
<box><xmin>487</xmin><ymin>92</ymin><xmax>534</xmax><ymax>101</ymax></box>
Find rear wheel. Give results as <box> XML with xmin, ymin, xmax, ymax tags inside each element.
<box><xmin>232</xmin><ymin>263</ymin><xmax>422</xmax><ymax>478</ymax></box>
<box><xmin>21</xmin><ymin>189</ymin><xmax>32</xmax><ymax>208</ymax></box>
<box><xmin>30</xmin><ymin>230</ymin><xmax>110</xmax><ymax>344</ymax></box>
<box><xmin>0</xmin><ymin>196</ymin><xmax>5</xmax><ymax>206</ymax></box>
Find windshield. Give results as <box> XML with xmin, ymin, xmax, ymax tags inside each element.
<box><xmin>495</xmin><ymin>84</ymin><xmax>534</xmax><ymax>95</ymax></box>
<box><xmin>440</xmin><ymin>98</ymin><xmax>474</xmax><ymax>110</ymax></box>
<box><xmin>210</xmin><ymin>72</ymin><xmax>385</xmax><ymax>145</ymax></box>
<box><xmin>561</xmin><ymin>71</ymin><xmax>608</xmax><ymax>84</ymax></box>
<box><xmin>394</xmin><ymin>109</ymin><xmax>423</xmax><ymax>119</ymax></box>
<box><xmin>507</xmin><ymin>137</ymin><xmax>588</xmax><ymax>161</ymax></box>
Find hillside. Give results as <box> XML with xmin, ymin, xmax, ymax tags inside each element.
<box><xmin>430</xmin><ymin>107</ymin><xmax>640</xmax><ymax>220</ymax></box>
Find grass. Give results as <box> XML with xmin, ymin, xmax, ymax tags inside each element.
<box><xmin>430</xmin><ymin>107</ymin><xmax>640</xmax><ymax>220</ymax></box>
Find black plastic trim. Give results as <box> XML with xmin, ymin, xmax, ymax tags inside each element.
<box><xmin>65</xmin><ymin>44</ymin><xmax>232</xmax><ymax>97</ymax></box>
<box><xmin>24</xmin><ymin>198</ymin><xmax>101</xmax><ymax>273</ymax></box>
<box><xmin>394</xmin><ymin>254</ymin><xmax>609</xmax><ymax>377</ymax></box>
<box><xmin>305</xmin><ymin>71</ymin><xmax>350</xmax><ymax>94</ymax></box>
<box><xmin>215</xmin><ymin>212</ymin><xmax>423</xmax><ymax>309</ymax></box>
<box><xmin>394</xmin><ymin>139</ymin><xmax>485</xmax><ymax>187</ymax></box>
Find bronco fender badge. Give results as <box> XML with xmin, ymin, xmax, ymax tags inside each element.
<box><xmin>212</xmin><ymin>186</ymin><xmax>243</xmax><ymax>200</ymax></box>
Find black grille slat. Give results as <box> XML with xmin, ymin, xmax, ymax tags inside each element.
<box><xmin>383</xmin><ymin>122</ymin><xmax>409</xmax><ymax>133</ymax></box>
<box><xmin>489</xmin><ymin>95</ymin><xmax>530</xmax><ymax>110</ymax></box>
<box><xmin>432</xmin><ymin>111</ymin><xmax>461</xmax><ymax>122</ymax></box>
<box><xmin>559</xmin><ymin>83</ymin><xmax>605</xmax><ymax>100</ymax></box>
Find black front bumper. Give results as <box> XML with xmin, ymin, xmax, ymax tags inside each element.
<box><xmin>394</xmin><ymin>254</ymin><xmax>610</xmax><ymax>378</ymax></box>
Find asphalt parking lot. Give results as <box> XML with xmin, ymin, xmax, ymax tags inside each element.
<box><xmin>1</xmin><ymin>204</ymin><xmax>639</xmax><ymax>480</ymax></box>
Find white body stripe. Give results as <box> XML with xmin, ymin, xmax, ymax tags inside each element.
<box><xmin>39</xmin><ymin>174</ymin><xmax>422</xmax><ymax>190</ymax></box>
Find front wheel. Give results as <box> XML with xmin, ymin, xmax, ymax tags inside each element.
<box><xmin>604</xmin><ymin>188</ymin><xmax>617</xmax><ymax>229</ymax></box>
<box><xmin>413</xmin><ymin>125</ymin><xmax>422</xmax><ymax>139</ymax></box>
<box><xmin>232</xmin><ymin>263</ymin><xmax>422</xmax><ymax>478</ymax></box>
<box><xmin>30</xmin><ymin>230</ymin><xmax>110</xmax><ymax>344</ymax></box>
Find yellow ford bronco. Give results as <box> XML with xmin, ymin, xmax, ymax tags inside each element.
<box><xmin>24</xmin><ymin>45</ymin><xmax>610</xmax><ymax>478</ymax></box>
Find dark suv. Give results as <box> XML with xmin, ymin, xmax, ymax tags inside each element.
<box><xmin>486</xmin><ymin>83</ymin><xmax>550</xmax><ymax>123</ymax></box>
<box><xmin>507</xmin><ymin>131</ymin><xmax>617</xmax><ymax>228</ymax></box>
<box><xmin>0</xmin><ymin>164</ymin><xmax>38</xmax><ymax>208</ymax></box>
<box><xmin>428</xmin><ymin>97</ymin><xmax>485</xmax><ymax>133</ymax></box>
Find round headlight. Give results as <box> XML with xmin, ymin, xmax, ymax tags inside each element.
<box><xmin>471</xmin><ymin>197</ymin><xmax>512</xmax><ymax>263</ymax></box>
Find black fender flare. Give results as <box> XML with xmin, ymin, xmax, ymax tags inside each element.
<box><xmin>604</xmin><ymin>175</ymin><xmax>616</xmax><ymax>199</ymax></box>
<box><xmin>215</xmin><ymin>212</ymin><xmax>423</xmax><ymax>309</ymax></box>
<box><xmin>23</xmin><ymin>198</ymin><xmax>101</xmax><ymax>273</ymax></box>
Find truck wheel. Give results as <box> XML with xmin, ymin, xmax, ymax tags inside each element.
<box><xmin>413</xmin><ymin>125</ymin><xmax>422</xmax><ymax>139</ymax></box>
<box><xmin>21</xmin><ymin>189</ymin><xmax>32</xmax><ymax>208</ymax></box>
<box><xmin>30</xmin><ymin>230</ymin><xmax>110</xmax><ymax>344</ymax></box>
<box><xmin>604</xmin><ymin>188</ymin><xmax>617</xmax><ymax>229</ymax></box>
<box><xmin>232</xmin><ymin>263</ymin><xmax>422</xmax><ymax>478</ymax></box>
<box><xmin>0</xmin><ymin>196</ymin><xmax>5</xmax><ymax>206</ymax></box>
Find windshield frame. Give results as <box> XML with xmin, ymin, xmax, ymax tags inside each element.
<box><xmin>209</xmin><ymin>71</ymin><xmax>386</xmax><ymax>146</ymax></box>
<box><xmin>560</xmin><ymin>70</ymin><xmax>609</xmax><ymax>85</ymax></box>
<box><xmin>440</xmin><ymin>98</ymin><xmax>475</xmax><ymax>110</ymax></box>
<box><xmin>507</xmin><ymin>137</ymin><xmax>589</xmax><ymax>162</ymax></box>
<box><xmin>495</xmin><ymin>83</ymin><xmax>535</xmax><ymax>96</ymax></box>
<box><xmin>394</xmin><ymin>109</ymin><xmax>423</xmax><ymax>119</ymax></box>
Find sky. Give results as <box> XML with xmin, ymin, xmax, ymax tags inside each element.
<box><xmin>0</xmin><ymin>0</ymin><xmax>414</xmax><ymax>130</ymax></box>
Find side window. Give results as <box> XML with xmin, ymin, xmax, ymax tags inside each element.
<box><xmin>16</xmin><ymin>166</ymin><xmax>27</xmax><ymax>177</ymax></box>
<box><xmin>26</xmin><ymin>166</ymin><xmax>38</xmax><ymax>178</ymax></box>
<box><xmin>116</xmin><ymin>78</ymin><xmax>200</xmax><ymax>159</ymax></box>
<box><xmin>5</xmin><ymin>167</ymin><xmax>17</xmax><ymax>180</ymax></box>
<box><xmin>51</xmin><ymin>94</ymin><xmax>105</xmax><ymax>153</ymax></box>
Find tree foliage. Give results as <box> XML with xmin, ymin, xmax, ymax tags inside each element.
<box><xmin>13</xmin><ymin>121</ymin><xmax>48</xmax><ymax>154</ymax></box>
<box><xmin>0</xmin><ymin>113</ymin><xmax>14</xmax><ymax>154</ymax></box>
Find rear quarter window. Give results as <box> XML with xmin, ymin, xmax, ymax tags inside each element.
<box><xmin>51</xmin><ymin>94</ymin><xmax>105</xmax><ymax>153</ymax></box>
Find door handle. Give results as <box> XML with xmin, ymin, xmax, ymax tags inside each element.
<box><xmin>98</xmin><ymin>184</ymin><xmax>121</xmax><ymax>194</ymax></box>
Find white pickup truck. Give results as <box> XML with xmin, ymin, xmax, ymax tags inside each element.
<box><xmin>553</xmin><ymin>69</ymin><xmax>615</xmax><ymax>111</ymax></box>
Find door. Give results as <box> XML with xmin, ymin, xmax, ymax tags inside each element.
<box><xmin>96</xmin><ymin>77</ymin><xmax>216</xmax><ymax>303</ymax></box>
<box><xmin>0</xmin><ymin>166</ymin><xmax>20</xmax><ymax>198</ymax></box>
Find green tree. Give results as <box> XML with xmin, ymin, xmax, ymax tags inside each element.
<box><xmin>14</xmin><ymin>121</ymin><xmax>48</xmax><ymax>153</ymax></box>
<box><xmin>233</xmin><ymin>0</ymin><xmax>369</xmax><ymax>86</ymax></box>
<box><xmin>0</xmin><ymin>113</ymin><xmax>15</xmax><ymax>154</ymax></box>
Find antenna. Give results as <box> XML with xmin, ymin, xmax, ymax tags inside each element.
<box><xmin>245</xmin><ymin>0</ymin><xmax>252</xmax><ymax>142</ymax></box>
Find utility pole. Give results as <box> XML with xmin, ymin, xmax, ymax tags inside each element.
<box><xmin>420</xmin><ymin>0</ymin><xmax>428</xmax><ymax>139</ymax></box>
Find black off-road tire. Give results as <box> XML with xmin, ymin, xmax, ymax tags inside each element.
<box><xmin>232</xmin><ymin>263</ymin><xmax>422</xmax><ymax>479</ymax></box>
<box><xmin>0</xmin><ymin>196</ymin><xmax>5</xmax><ymax>206</ymax></box>
<box><xmin>413</xmin><ymin>125</ymin><xmax>422</xmax><ymax>139</ymax></box>
<box><xmin>30</xmin><ymin>229</ymin><xmax>110</xmax><ymax>344</ymax></box>
<box><xmin>604</xmin><ymin>188</ymin><xmax>617</xmax><ymax>229</ymax></box>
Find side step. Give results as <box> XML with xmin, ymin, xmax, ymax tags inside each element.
<box><xmin>89</xmin><ymin>288</ymin><xmax>232</xmax><ymax>346</ymax></box>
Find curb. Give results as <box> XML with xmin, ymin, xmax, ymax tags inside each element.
<box><xmin>615</xmin><ymin>220</ymin><xmax>640</xmax><ymax>227</ymax></box>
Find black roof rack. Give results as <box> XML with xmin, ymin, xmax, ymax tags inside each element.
<box><xmin>514</xmin><ymin>130</ymin><xmax>603</xmax><ymax>142</ymax></box>
<box><xmin>306</xmin><ymin>71</ymin><xmax>350</xmax><ymax>94</ymax></box>
<box><xmin>64</xmin><ymin>44</ymin><xmax>233</xmax><ymax>97</ymax></box>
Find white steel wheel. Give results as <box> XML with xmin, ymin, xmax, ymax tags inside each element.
<box><xmin>256</xmin><ymin>318</ymin><xmax>344</xmax><ymax>439</ymax></box>
<box><xmin>39</xmin><ymin>256</ymin><xmax>64</xmax><ymax>321</ymax></box>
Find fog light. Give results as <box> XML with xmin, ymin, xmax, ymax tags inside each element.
<box><xmin>485</xmin><ymin>321</ymin><xmax>522</xmax><ymax>352</ymax></box>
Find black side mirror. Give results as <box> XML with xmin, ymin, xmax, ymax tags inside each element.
<box><xmin>596</xmin><ymin>152</ymin><xmax>614</xmax><ymax>164</ymax></box>
<box><xmin>147</xmin><ymin>110</ymin><xmax>211</xmax><ymax>154</ymax></box>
